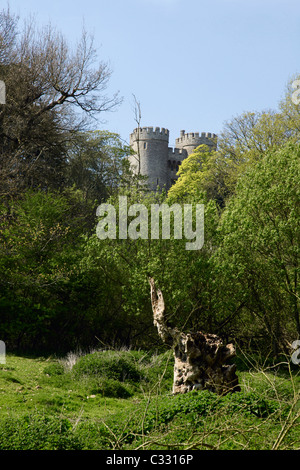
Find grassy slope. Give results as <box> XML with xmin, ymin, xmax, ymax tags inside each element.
<box><xmin>0</xmin><ymin>352</ymin><xmax>299</xmax><ymax>450</ymax></box>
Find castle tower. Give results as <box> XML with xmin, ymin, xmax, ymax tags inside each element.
<box><xmin>129</xmin><ymin>126</ymin><xmax>217</xmax><ymax>191</ymax></box>
<box><xmin>175</xmin><ymin>130</ymin><xmax>217</xmax><ymax>155</ymax></box>
<box><xmin>129</xmin><ymin>127</ymin><xmax>170</xmax><ymax>190</ymax></box>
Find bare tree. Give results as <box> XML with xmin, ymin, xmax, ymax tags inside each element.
<box><xmin>0</xmin><ymin>6</ymin><xmax>17</xmax><ymax>64</ymax></box>
<box><xmin>0</xmin><ymin>7</ymin><xmax>122</xmax><ymax>196</ymax></box>
<box><xmin>132</xmin><ymin>93</ymin><xmax>142</xmax><ymax>175</ymax></box>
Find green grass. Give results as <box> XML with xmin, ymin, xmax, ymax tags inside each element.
<box><xmin>0</xmin><ymin>350</ymin><xmax>299</xmax><ymax>450</ymax></box>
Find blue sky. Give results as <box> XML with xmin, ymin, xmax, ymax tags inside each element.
<box><xmin>5</xmin><ymin>0</ymin><xmax>300</xmax><ymax>147</ymax></box>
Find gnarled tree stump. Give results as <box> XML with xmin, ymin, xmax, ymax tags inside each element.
<box><xmin>149</xmin><ymin>277</ymin><xmax>240</xmax><ymax>395</ymax></box>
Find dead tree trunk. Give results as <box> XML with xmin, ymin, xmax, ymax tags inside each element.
<box><xmin>149</xmin><ymin>277</ymin><xmax>240</xmax><ymax>395</ymax></box>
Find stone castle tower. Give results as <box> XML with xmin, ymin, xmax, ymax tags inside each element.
<box><xmin>129</xmin><ymin>127</ymin><xmax>217</xmax><ymax>191</ymax></box>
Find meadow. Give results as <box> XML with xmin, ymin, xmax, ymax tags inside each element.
<box><xmin>0</xmin><ymin>348</ymin><xmax>299</xmax><ymax>450</ymax></box>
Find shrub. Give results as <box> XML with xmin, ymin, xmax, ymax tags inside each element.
<box><xmin>72</xmin><ymin>350</ymin><xmax>143</xmax><ymax>384</ymax></box>
<box><xmin>90</xmin><ymin>377</ymin><xmax>132</xmax><ymax>398</ymax></box>
<box><xmin>43</xmin><ymin>363</ymin><xmax>65</xmax><ymax>376</ymax></box>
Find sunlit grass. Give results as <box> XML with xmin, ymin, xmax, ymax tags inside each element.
<box><xmin>0</xmin><ymin>351</ymin><xmax>298</xmax><ymax>450</ymax></box>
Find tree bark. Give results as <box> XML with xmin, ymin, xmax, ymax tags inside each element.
<box><xmin>149</xmin><ymin>277</ymin><xmax>240</xmax><ymax>395</ymax></box>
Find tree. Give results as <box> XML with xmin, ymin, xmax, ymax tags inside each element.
<box><xmin>167</xmin><ymin>144</ymin><xmax>227</xmax><ymax>206</ymax></box>
<box><xmin>65</xmin><ymin>130</ymin><xmax>132</xmax><ymax>203</ymax></box>
<box><xmin>0</xmin><ymin>188</ymin><xmax>95</xmax><ymax>351</ymax></box>
<box><xmin>214</xmin><ymin>142</ymin><xmax>300</xmax><ymax>354</ymax></box>
<box><xmin>0</xmin><ymin>7</ymin><xmax>121</xmax><ymax>196</ymax></box>
<box><xmin>214</xmin><ymin>100</ymin><xmax>300</xmax><ymax>202</ymax></box>
<box><xmin>81</xmin><ymin>185</ymin><xmax>222</xmax><ymax>350</ymax></box>
<box><xmin>168</xmin><ymin>110</ymin><xmax>295</xmax><ymax>208</ymax></box>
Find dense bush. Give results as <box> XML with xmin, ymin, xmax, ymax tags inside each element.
<box><xmin>89</xmin><ymin>377</ymin><xmax>133</xmax><ymax>398</ymax></box>
<box><xmin>72</xmin><ymin>350</ymin><xmax>144</xmax><ymax>383</ymax></box>
<box><xmin>69</xmin><ymin>349</ymin><xmax>176</xmax><ymax>398</ymax></box>
<box><xmin>43</xmin><ymin>363</ymin><xmax>65</xmax><ymax>376</ymax></box>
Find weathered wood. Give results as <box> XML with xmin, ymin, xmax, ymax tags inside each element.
<box><xmin>149</xmin><ymin>277</ymin><xmax>240</xmax><ymax>395</ymax></box>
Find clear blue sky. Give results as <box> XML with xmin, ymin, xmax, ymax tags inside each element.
<box><xmin>5</xmin><ymin>0</ymin><xmax>300</xmax><ymax>147</ymax></box>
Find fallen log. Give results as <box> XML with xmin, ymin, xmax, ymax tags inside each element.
<box><xmin>149</xmin><ymin>277</ymin><xmax>240</xmax><ymax>395</ymax></box>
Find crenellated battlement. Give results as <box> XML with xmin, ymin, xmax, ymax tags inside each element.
<box><xmin>130</xmin><ymin>126</ymin><xmax>169</xmax><ymax>144</ymax></box>
<box><xmin>168</xmin><ymin>147</ymin><xmax>187</xmax><ymax>157</ymax></box>
<box><xmin>175</xmin><ymin>130</ymin><xmax>217</xmax><ymax>147</ymax></box>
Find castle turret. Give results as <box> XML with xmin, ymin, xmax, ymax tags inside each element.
<box><xmin>175</xmin><ymin>130</ymin><xmax>217</xmax><ymax>155</ymax></box>
<box><xmin>129</xmin><ymin>126</ymin><xmax>170</xmax><ymax>190</ymax></box>
<box><xmin>129</xmin><ymin>126</ymin><xmax>217</xmax><ymax>191</ymax></box>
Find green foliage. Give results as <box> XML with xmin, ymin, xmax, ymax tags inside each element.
<box><xmin>214</xmin><ymin>109</ymin><xmax>297</xmax><ymax>200</ymax></box>
<box><xmin>214</xmin><ymin>142</ymin><xmax>300</xmax><ymax>351</ymax></box>
<box><xmin>72</xmin><ymin>350</ymin><xmax>143</xmax><ymax>384</ymax></box>
<box><xmin>82</xmin><ymin>188</ymin><xmax>222</xmax><ymax>345</ymax></box>
<box><xmin>0</xmin><ymin>188</ymin><xmax>94</xmax><ymax>352</ymax></box>
<box><xmin>167</xmin><ymin>145</ymin><xmax>211</xmax><ymax>203</ymax></box>
<box><xmin>143</xmin><ymin>389</ymin><xmax>283</xmax><ymax>428</ymax></box>
<box><xmin>0</xmin><ymin>44</ymin><xmax>300</xmax><ymax>448</ymax></box>
<box><xmin>65</xmin><ymin>130</ymin><xmax>133</xmax><ymax>203</ymax></box>
<box><xmin>43</xmin><ymin>363</ymin><xmax>65</xmax><ymax>376</ymax></box>
<box><xmin>0</xmin><ymin>63</ymin><xmax>299</xmax><ymax>359</ymax></box>
<box><xmin>0</xmin><ymin>414</ymin><xmax>84</xmax><ymax>450</ymax></box>
<box><xmin>222</xmin><ymin>391</ymin><xmax>284</xmax><ymax>418</ymax></box>
<box><xmin>80</xmin><ymin>388</ymin><xmax>295</xmax><ymax>450</ymax></box>
<box><xmin>71</xmin><ymin>349</ymin><xmax>152</xmax><ymax>398</ymax></box>
<box><xmin>141</xmin><ymin>351</ymin><xmax>174</xmax><ymax>393</ymax></box>
<box><xmin>89</xmin><ymin>378</ymin><xmax>133</xmax><ymax>398</ymax></box>
<box><xmin>167</xmin><ymin>144</ymin><xmax>227</xmax><ymax>206</ymax></box>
